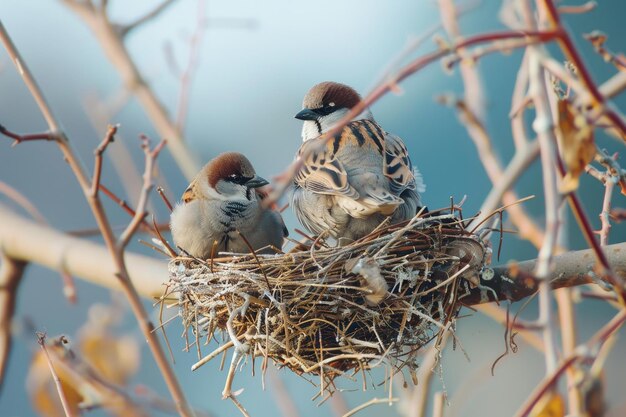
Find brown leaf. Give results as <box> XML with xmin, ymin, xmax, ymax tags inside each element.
<box><xmin>529</xmin><ymin>390</ymin><xmax>565</xmax><ymax>417</ymax></box>
<box><xmin>27</xmin><ymin>343</ymin><xmax>91</xmax><ymax>417</ymax></box>
<box><xmin>557</xmin><ymin>99</ymin><xmax>596</xmax><ymax>193</ymax></box>
<box><xmin>77</xmin><ymin>303</ymin><xmax>140</xmax><ymax>385</ymax></box>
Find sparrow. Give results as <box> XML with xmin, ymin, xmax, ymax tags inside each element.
<box><xmin>291</xmin><ymin>81</ymin><xmax>425</xmax><ymax>241</ymax></box>
<box><xmin>170</xmin><ymin>152</ymin><xmax>288</xmax><ymax>258</ymax></box>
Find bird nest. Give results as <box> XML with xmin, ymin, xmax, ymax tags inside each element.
<box><xmin>163</xmin><ymin>208</ymin><xmax>489</xmax><ymax>395</ymax></box>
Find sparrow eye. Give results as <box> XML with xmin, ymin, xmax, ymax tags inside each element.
<box><xmin>317</xmin><ymin>103</ymin><xmax>337</xmax><ymax>116</ymax></box>
<box><xmin>227</xmin><ymin>173</ymin><xmax>252</xmax><ymax>185</ymax></box>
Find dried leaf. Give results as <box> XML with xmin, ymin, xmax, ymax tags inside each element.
<box><xmin>557</xmin><ymin>99</ymin><xmax>596</xmax><ymax>193</ymax></box>
<box><xmin>77</xmin><ymin>303</ymin><xmax>140</xmax><ymax>385</ymax></box>
<box><xmin>529</xmin><ymin>390</ymin><xmax>565</xmax><ymax>417</ymax></box>
<box><xmin>581</xmin><ymin>374</ymin><xmax>605</xmax><ymax>417</ymax></box>
<box><xmin>27</xmin><ymin>303</ymin><xmax>140</xmax><ymax>416</ymax></box>
<box><xmin>27</xmin><ymin>342</ymin><xmax>95</xmax><ymax>417</ymax></box>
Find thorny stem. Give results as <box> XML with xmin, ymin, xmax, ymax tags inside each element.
<box><xmin>0</xmin><ymin>21</ymin><xmax>196</xmax><ymax>417</ymax></box>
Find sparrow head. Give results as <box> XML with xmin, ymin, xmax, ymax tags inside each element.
<box><xmin>295</xmin><ymin>82</ymin><xmax>371</xmax><ymax>141</ymax></box>
<box><xmin>182</xmin><ymin>152</ymin><xmax>269</xmax><ymax>203</ymax></box>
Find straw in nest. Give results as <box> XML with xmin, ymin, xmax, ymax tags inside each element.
<box><xmin>163</xmin><ymin>209</ymin><xmax>488</xmax><ymax>397</ymax></box>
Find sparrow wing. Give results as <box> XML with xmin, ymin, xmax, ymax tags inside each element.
<box><xmin>291</xmin><ymin>187</ymin><xmax>342</xmax><ymax>236</ymax></box>
<box><xmin>294</xmin><ymin>139</ymin><xmax>359</xmax><ymax>199</ymax></box>
<box><xmin>382</xmin><ymin>131</ymin><xmax>425</xmax><ymax>194</ymax></box>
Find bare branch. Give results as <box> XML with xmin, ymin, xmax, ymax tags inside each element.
<box><xmin>61</xmin><ymin>2</ymin><xmax>200</xmax><ymax>180</ymax></box>
<box><xmin>120</xmin><ymin>0</ymin><xmax>179</xmax><ymax>37</ymax></box>
<box><xmin>342</xmin><ymin>397</ymin><xmax>398</xmax><ymax>417</ymax></box>
<box><xmin>0</xmin><ymin>254</ymin><xmax>27</xmax><ymax>390</ymax></box>
<box><xmin>539</xmin><ymin>0</ymin><xmax>626</xmax><ymax>138</ymax></box>
<box><xmin>36</xmin><ymin>333</ymin><xmax>78</xmax><ymax>417</ymax></box>
<box><xmin>0</xmin><ymin>124</ymin><xmax>54</xmax><ymax>146</ymax></box>
<box><xmin>462</xmin><ymin>241</ymin><xmax>626</xmax><ymax>305</ymax></box>
<box><xmin>0</xmin><ymin>23</ymin><xmax>196</xmax><ymax>416</ymax></box>
<box><xmin>0</xmin><ymin>203</ymin><xmax>164</xmax><ymax>297</ymax></box>
<box><xmin>558</xmin><ymin>1</ymin><xmax>597</xmax><ymax>14</ymax></box>
<box><xmin>91</xmin><ymin>124</ymin><xmax>118</xmax><ymax>197</ymax></box>
<box><xmin>513</xmin><ymin>309</ymin><xmax>626</xmax><ymax>417</ymax></box>
<box><xmin>118</xmin><ymin>137</ymin><xmax>166</xmax><ymax>249</ymax></box>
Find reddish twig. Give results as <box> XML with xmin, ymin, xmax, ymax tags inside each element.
<box><xmin>538</xmin><ymin>0</ymin><xmax>626</xmax><ymax>138</ymax></box>
<box><xmin>513</xmin><ymin>309</ymin><xmax>626</xmax><ymax>417</ymax></box>
<box><xmin>157</xmin><ymin>186</ymin><xmax>174</xmax><ymax>212</ymax></box>
<box><xmin>0</xmin><ymin>124</ymin><xmax>55</xmax><ymax>146</ymax></box>
<box><xmin>91</xmin><ymin>124</ymin><xmax>118</xmax><ymax>197</ymax></box>
<box><xmin>118</xmin><ymin>137</ymin><xmax>166</xmax><ymax>248</ymax></box>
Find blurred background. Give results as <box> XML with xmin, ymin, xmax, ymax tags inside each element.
<box><xmin>1</xmin><ymin>1</ymin><xmax>626</xmax><ymax>416</ymax></box>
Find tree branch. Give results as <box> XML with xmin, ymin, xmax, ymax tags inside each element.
<box><xmin>462</xmin><ymin>241</ymin><xmax>626</xmax><ymax>305</ymax></box>
<box><xmin>2</xmin><ymin>201</ymin><xmax>625</xmax><ymax>310</ymax></box>
<box><xmin>0</xmin><ymin>254</ymin><xmax>27</xmax><ymax>391</ymax></box>
<box><xmin>0</xmin><ymin>203</ymin><xmax>164</xmax><ymax>297</ymax></box>
<box><xmin>61</xmin><ymin>2</ymin><xmax>200</xmax><ymax>180</ymax></box>
<box><xmin>120</xmin><ymin>0</ymin><xmax>179</xmax><ymax>37</ymax></box>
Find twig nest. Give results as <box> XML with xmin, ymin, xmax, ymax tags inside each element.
<box><xmin>164</xmin><ymin>212</ymin><xmax>488</xmax><ymax>391</ymax></box>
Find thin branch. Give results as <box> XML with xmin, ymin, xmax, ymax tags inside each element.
<box><xmin>513</xmin><ymin>309</ymin><xmax>626</xmax><ymax>417</ymax></box>
<box><xmin>599</xmin><ymin>175</ymin><xmax>615</xmax><ymax>246</ymax></box>
<box><xmin>538</xmin><ymin>0</ymin><xmax>626</xmax><ymax>138</ymax></box>
<box><xmin>407</xmin><ymin>334</ymin><xmax>449</xmax><ymax>417</ymax></box>
<box><xmin>558</xmin><ymin>1</ymin><xmax>597</xmax><ymax>14</ymax></box>
<box><xmin>120</xmin><ymin>0</ymin><xmax>179</xmax><ymax>37</ymax></box>
<box><xmin>341</xmin><ymin>397</ymin><xmax>398</xmax><ymax>417</ymax></box>
<box><xmin>91</xmin><ymin>124</ymin><xmax>118</xmax><ymax>197</ymax></box>
<box><xmin>468</xmin><ymin>141</ymin><xmax>540</xmax><ymax>230</ymax></box>
<box><xmin>36</xmin><ymin>333</ymin><xmax>78</xmax><ymax>417</ymax></box>
<box><xmin>0</xmin><ymin>23</ymin><xmax>196</xmax><ymax>417</ymax></box>
<box><xmin>0</xmin><ymin>254</ymin><xmax>27</xmax><ymax>391</ymax></box>
<box><xmin>175</xmin><ymin>0</ymin><xmax>207</xmax><ymax>131</ymax></box>
<box><xmin>61</xmin><ymin>2</ymin><xmax>200</xmax><ymax>180</ymax></box>
<box><xmin>0</xmin><ymin>180</ymin><xmax>47</xmax><ymax>224</ymax></box>
<box><xmin>528</xmin><ymin>44</ymin><xmax>561</xmax><ymax>373</ymax></box>
<box><xmin>0</xmin><ymin>125</ymin><xmax>54</xmax><ymax>146</ymax></box>
<box><xmin>118</xmin><ymin>137</ymin><xmax>166</xmax><ymax>248</ymax></box>
<box><xmin>432</xmin><ymin>392</ymin><xmax>445</xmax><ymax>417</ymax></box>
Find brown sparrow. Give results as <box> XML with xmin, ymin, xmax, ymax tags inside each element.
<box><xmin>291</xmin><ymin>81</ymin><xmax>425</xmax><ymax>241</ymax></box>
<box><xmin>170</xmin><ymin>152</ymin><xmax>287</xmax><ymax>257</ymax></box>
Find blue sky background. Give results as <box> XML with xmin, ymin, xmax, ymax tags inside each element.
<box><xmin>1</xmin><ymin>1</ymin><xmax>626</xmax><ymax>416</ymax></box>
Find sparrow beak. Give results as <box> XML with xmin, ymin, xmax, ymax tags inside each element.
<box><xmin>245</xmin><ymin>175</ymin><xmax>269</xmax><ymax>189</ymax></box>
<box><xmin>295</xmin><ymin>108</ymin><xmax>319</xmax><ymax>121</ymax></box>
